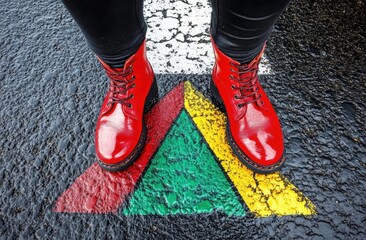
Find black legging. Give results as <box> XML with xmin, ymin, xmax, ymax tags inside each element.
<box><xmin>62</xmin><ymin>0</ymin><xmax>290</xmax><ymax>67</ymax></box>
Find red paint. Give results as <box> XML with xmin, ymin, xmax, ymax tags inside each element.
<box><xmin>54</xmin><ymin>83</ymin><xmax>184</xmax><ymax>213</ymax></box>
<box><xmin>211</xmin><ymin>40</ymin><xmax>284</xmax><ymax>173</ymax></box>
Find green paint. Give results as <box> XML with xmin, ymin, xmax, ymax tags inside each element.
<box><xmin>122</xmin><ymin>111</ymin><xmax>246</xmax><ymax>216</ymax></box>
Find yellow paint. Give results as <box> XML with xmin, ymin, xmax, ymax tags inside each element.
<box><xmin>184</xmin><ymin>81</ymin><xmax>316</xmax><ymax>217</ymax></box>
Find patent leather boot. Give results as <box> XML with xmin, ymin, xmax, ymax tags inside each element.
<box><xmin>95</xmin><ymin>40</ymin><xmax>158</xmax><ymax>172</ymax></box>
<box><xmin>210</xmin><ymin>41</ymin><xmax>285</xmax><ymax>174</ymax></box>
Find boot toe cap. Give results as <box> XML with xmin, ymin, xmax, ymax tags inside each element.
<box><xmin>230</xmin><ymin>125</ymin><xmax>285</xmax><ymax>171</ymax></box>
<box><xmin>95</xmin><ymin>123</ymin><xmax>142</xmax><ymax>165</ymax></box>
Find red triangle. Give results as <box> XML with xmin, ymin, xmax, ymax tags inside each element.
<box><xmin>54</xmin><ymin>83</ymin><xmax>184</xmax><ymax>213</ymax></box>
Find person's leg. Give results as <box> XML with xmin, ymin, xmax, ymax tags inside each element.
<box><xmin>62</xmin><ymin>0</ymin><xmax>158</xmax><ymax>172</ymax></box>
<box><xmin>210</xmin><ymin>0</ymin><xmax>290</xmax><ymax>173</ymax></box>
<box><xmin>62</xmin><ymin>0</ymin><xmax>146</xmax><ymax>67</ymax></box>
<box><xmin>210</xmin><ymin>0</ymin><xmax>290</xmax><ymax>63</ymax></box>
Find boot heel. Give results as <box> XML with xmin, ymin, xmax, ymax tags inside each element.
<box><xmin>144</xmin><ymin>77</ymin><xmax>159</xmax><ymax>113</ymax></box>
<box><xmin>210</xmin><ymin>79</ymin><xmax>226</xmax><ymax>112</ymax></box>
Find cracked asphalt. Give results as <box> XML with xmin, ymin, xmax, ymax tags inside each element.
<box><xmin>1</xmin><ymin>0</ymin><xmax>365</xmax><ymax>239</ymax></box>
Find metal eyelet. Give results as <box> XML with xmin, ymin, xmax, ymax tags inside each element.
<box><xmin>237</xmin><ymin>104</ymin><xmax>242</xmax><ymax>108</ymax></box>
<box><xmin>234</xmin><ymin>95</ymin><xmax>239</xmax><ymax>99</ymax></box>
<box><xmin>132</xmin><ymin>83</ymin><xmax>136</xmax><ymax>87</ymax></box>
<box><xmin>130</xmin><ymin>94</ymin><xmax>134</xmax><ymax>99</ymax></box>
<box><xmin>231</xmin><ymin>85</ymin><xmax>235</xmax><ymax>89</ymax></box>
<box><xmin>260</xmin><ymin>101</ymin><xmax>264</xmax><ymax>105</ymax></box>
<box><xmin>128</xmin><ymin>103</ymin><xmax>133</xmax><ymax>108</ymax></box>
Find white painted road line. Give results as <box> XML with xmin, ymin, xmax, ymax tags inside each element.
<box><xmin>144</xmin><ymin>0</ymin><xmax>272</xmax><ymax>74</ymax></box>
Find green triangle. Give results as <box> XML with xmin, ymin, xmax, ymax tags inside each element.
<box><xmin>122</xmin><ymin>110</ymin><xmax>246</xmax><ymax>216</ymax></box>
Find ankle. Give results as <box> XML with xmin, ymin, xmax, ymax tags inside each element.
<box><xmin>97</xmin><ymin>54</ymin><xmax>131</xmax><ymax>68</ymax></box>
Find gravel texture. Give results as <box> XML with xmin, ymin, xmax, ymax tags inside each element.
<box><xmin>0</xmin><ymin>0</ymin><xmax>365</xmax><ymax>239</ymax></box>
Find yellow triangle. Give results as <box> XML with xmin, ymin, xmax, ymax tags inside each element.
<box><xmin>184</xmin><ymin>81</ymin><xmax>316</xmax><ymax>217</ymax></box>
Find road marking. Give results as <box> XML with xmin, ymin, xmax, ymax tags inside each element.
<box><xmin>145</xmin><ymin>0</ymin><xmax>272</xmax><ymax>74</ymax></box>
<box><xmin>184</xmin><ymin>82</ymin><xmax>316</xmax><ymax>217</ymax></box>
<box><xmin>54</xmin><ymin>81</ymin><xmax>315</xmax><ymax>217</ymax></box>
<box><xmin>123</xmin><ymin>110</ymin><xmax>246</xmax><ymax>216</ymax></box>
<box><xmin>54</xmin><ymin>83</ymin><xmax>184</xmax><ymax>213</ymax></box>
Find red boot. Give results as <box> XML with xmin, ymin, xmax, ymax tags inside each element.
<box><xmin>95</xmin><ymin>40</ymin><xmax>158</xmax><ymax>172</ymax></box>
<box><xmin>210</xmin><ymin>41</ymin><xmax>285</xmax><ymax>174</ymax></box>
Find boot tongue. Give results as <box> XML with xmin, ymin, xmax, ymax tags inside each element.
<box><xmin>105</xmin><ymin>65</ymin><xmax>132</xmax><ymax>101</ymax></box>
<box><xmin>237</xmin><ymin>58</ymin><xmax>260</xmax><ymax>102</ymax></box>
<box><xmin>113</xmin><ymin>67</ymin><xmax>124</xmax><ymax>72</ymax></box>
<box><xmin>114</xmin><ymin>55</ymin><xmax>136</xmax><ymax>98</ymax></box>
<box><xmin>123</xmin><ymin>54</ymin><xmax>136</xmax><ymax>70</ymax></box>
<box><xmin>225</xmin><ymin>52</ymin><xmax>256</xmax><ymax>100</ymax></box>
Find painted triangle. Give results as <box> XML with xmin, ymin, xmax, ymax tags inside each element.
<box><xmin>122</xmin><ymin>110</ymin><xmax>246</xmax><ymax>216</ymax></box>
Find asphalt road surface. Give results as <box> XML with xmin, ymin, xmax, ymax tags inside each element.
<box><xmin>1</xmin><ymin>0</ymin><xmax>365</xmax><ymax>239</ymax></box>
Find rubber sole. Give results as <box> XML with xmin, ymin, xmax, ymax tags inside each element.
<box><xmin>210</xmin><ymin>79</ymin><xmax>285</xmax><ymax>174</ymax></box>
<box><xmin>97</xmin><ymin>77</ymin><xmax>159</xmax><ymax>172</ymax></box>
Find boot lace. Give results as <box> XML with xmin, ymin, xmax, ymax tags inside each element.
<box><xmin>229</xmin><ymin>61</ymin><xmax>263</xmax><ymax>108</ymax></box>
<box><xmin>105</xmin><ymin>64</ymin><xmax>136</xmax><ymax>108</ymax></box>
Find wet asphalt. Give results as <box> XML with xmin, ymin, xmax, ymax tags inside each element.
<box><xmin>1</xmin><ymin>0</ymin><xmax>365</xmax><ymax>239</ymax></box>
